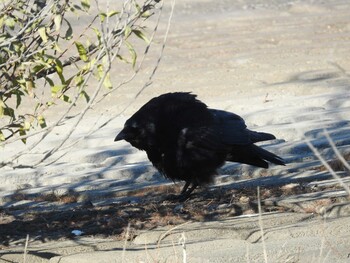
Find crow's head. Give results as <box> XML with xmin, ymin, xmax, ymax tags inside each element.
<box><xmin>115</xmin><ymin>92</ymin><xmax>199</xmax><ymax>150</ymax></box>
<box><xmin>114</xmin><ymin>114</ymin><xmax>156</xmax><ymax>151</ymax></box>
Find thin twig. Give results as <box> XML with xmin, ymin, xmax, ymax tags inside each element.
<box><xmin>294</xmin><ymin>119</ymin><xmax>350</xmax><ymax>196</ymax></box>
<box><xmin>122</xmin><ymin>223</ymin><xmax>130</xmax><ymax>263</ymax></box>
<box><xmin>32</xmin><ymin>21</ymin><xmax>120</xmax><ymax>166</ymax></box>
<box><xmin>302</xmin><ymin>137</ymin><xmax>350</xmax><ymax>196</ymax></box>
<box><xmin>0</xmin><ymin>0</ymin><xmax>54</xmax><ymax>49</ymax></box>
<box><xmin>87</xmin><ymin>0</ymin><xmax>173</xmax><ymax>133</ymax></box>
<box><xmin>157</xmin><ymin>221</ymin><xmax>192</xmax><ymax>247</ymax></box>
<box><xmin>323</xmin><ymin>129</ymin><xmax>350</xmax><ymax>171</ymax></box>
<box><xmin>1</xmin><ymin>0</ymin><xmax>162</xmax><ymax>167</ymax></box>
<box><xmin>23</xmin><ymin>234</ymin><xmax>29</xmax><ymax>263</ymax></box>
<box><xmin>45</xmin><ymin>0</ymin><xmax>173</xmax><ymax>159</ymax></box>
<box><xmin>135</xmin><ymin>0</ymin><xmax>176</xmax><ymax>99</ymax></box>
<box><xmin>257</xmin><ymin>186</ymin><xmax>268</xmax><ymax>263</ymax></box>
<box><xmin>94</xmin><ymin>0</ymin><xmax>165</xmax><ymax>104</ymax></box>
<box><xmin>179</xmin><ymin>232</ymin><xmax>187</xmax><ymax>263</ymax></box>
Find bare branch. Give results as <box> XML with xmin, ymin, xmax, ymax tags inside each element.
<box><xmin>302</xmin><ymin>135</ymin><xmax>350</xmax><ymax>196</ymax></box>
<box><xmin>0</xmin><ymin>0</ymin><xmax>165</xmax><ymax>168</ymax></box>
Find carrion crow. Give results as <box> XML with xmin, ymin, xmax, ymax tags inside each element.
<box><xmin>115</xmin><ymin>92</ymin><xmax>285</xmax><ymax>200</ymax></box>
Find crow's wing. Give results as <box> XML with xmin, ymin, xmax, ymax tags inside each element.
<box><xmin>176</xmin><ymin>126</ymin><xmax>228</xmax><ymax>169</ymax></box>
<box><xmin>209</xmin><ymin>109</ymin><xmax>251</xmax><ymax>145</ymax></box>
<box><xmin>210</xmin><ymin>109</ymin><xmax>276</xmax><ymax>144</ymax></box>
<box><xmin>175</xmin><ymin>111</ymin><xmax>247</xmax><ymax>164</ymax></box>
<box><xmin>176</xmin><ymin>109</ymin><xmax>277</xmax><ymax>164</ymax></box>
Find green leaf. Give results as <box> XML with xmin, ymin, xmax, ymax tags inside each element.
<box><xmin>99</xmin><ymin>10</ymin><xmax>119</xmax><ymax>22</ymax></box>
<box><xmin>64</xmin><ymin>19</ymin><xmax>73</xmax><ymax>40</ymax></box>
<box><xmin>38</xmin><ymin>115</ymin><xmax>47</xmax><ymax>128</ymax></box>
<box><xmin>134</xmin><ymin>3</ymin><xmax>141</xmax><ymax>13</ymax></box>
<box><xmin>103</xmin><ymin>73</ymin><xmax>112</xmax><ymax>89</ymax></box>
<box><xmin>38</xmin><ymin>26</ymin><xmax>48</xmax><ymax>43</ymax></box>
<box><xmin>13</xmin><ymin>42</ymin><xmax>22</xmax><ymax>54</ymax></box>
<box><xmin>80</xmin><ymin>90</ymin><xmax>90</xmax><ymax>102</ymax></box>
<box><xmin>71</xmin><ymin>4</ymin><xmax>83</xmax><ymax>13</ymax></box>
<box><xmin>54</xmin><ymin>15</ymin><xmax>62</xmax><ymax>32</ymax></box>
<box><xmin>117</xmin><ymin>54</ymin><xmax>129</xmax><ymax>64</ymax></box>
<box><xmin>81</xmin><ymin>61</ymin><xmax>92</xmax><ymax>74</ymax></box>
<box><xmin>0</xmin><ymin>99</ymin><xmax>4</xmax><ymax>117</ymax></box>
<box><xmin>141</xmin><ymin>10</ymin><xmax>152</xmax><ymax>19</ymax></box>
<box><xmin>132</xmin><ymin>29</ymin><xmax>150</xmax><ymax>44</ymax></box>
<box><xmin>81</xmin><ymin>0</ymin><xmax>90</xmax><ymax>12</ymax></box>
<box><xmin>54</xmin><ymin>42</ymin><xmax>63</xmax><ymax>53</ymax></box>
<box><xmin>125</xmin><ymin>41</ymin><xmax>137</xmax><ymax>68</ymax></box>
<box><xmin>99</xmin><ymin>12</ymin><xmax>107</xmax><ymax>23</ymax></box>
<box><xmin>0</xmin><ymin>35</ymin><xmax>6</xmax><ymax>43</ymax></box>
<box><xmin>15</xmin><ymin>91</ymin><xmax>22</xmax><ymax>108</ymax></box>
<box><xmin>64</xmin><ymin>76</ymin><xmax>74</xmax><ymax>86</ymax></box>
<box><xmin>33</xmin><ymin>63</ymin><xmax>45</xmax><ymax>74</ymax></box>
<box><xmin>46</xmin><ymin>101</ymin><xmax>55</xmax><ymax>107</ymax></box>
<box><xmin>54</xmin><ymin>59</ymin><xmax>65</xmax><ymax>84</ymax></box>
<box><xmin>75</xmin><ymin>75</ymin><xmax>84</xmax><ymax>86</ymax></box>
<box><xmin>0</xmin><ymin>15</ymin><xmax>4</xmax><ymax>28</ymax></box>
<box><xmin>75</xmin><ymin>41</ymin><xmax>89</xmax><ymax>62</ymax></box>
<box><xmin>23</xmin><ymin>121</ymin><xmax>31</xmax><ymax>131</ymax></box>
<box><xmin>19</xmin><ymin>129</ymin><xmax>27</xmax><ymax>144</ymax></box>
<box><xmin>25</xmin><ymin>79</ymin><xmax>35</xmax><ymax>97</ymax></box>
<box><xmin>92</xmin><ymin>27</ymin><xmax>101</xmax><ymax>45</ymax></box>
<box><xmin>0</xmin><ymin>130</ymin><xmax>5</xmax><ymax>141</ymax></box>
<box><xmin>97</xmin><ymin>64</ymin><xmax>104</xmax><ymax>80</ymax></box>
<box><xmin>3</xmin><ymin>107</ymin><xmax>14</xmax><ymax>118</ymax></box>
<box><xmin>61</xmin><ymin>94</ymin><xmax>71</xmax><ymax>103</ymax></box>
<box><xmin>96</xmin><ymin>63</ymin><xmax>112</xmax><ymax>88</ymax></box>
<box><xmin>35</xmin><ymin>102</ymin><xmax>43</xmax><ymax>112</ymax></box>
<box><xmin>44</xmin><ymin>76</ymin><xmax>54</xmax><ymax>87</ymax></box>
<box><xmin>124</xmin><ymin>26</ymin><xmax>131</xmax><ymax>37</ymax></box>
<box><xmin>51</xmin><ymin>85</ymin><xmax>63</xmax><ymax>96</ymax></box>
<box><xmin>107</xmin><ymin>11</ymin><xmax>119</xmax><ymax>17</ymax></box>
<box><xmin>5</xmin><ymin>17</ymin><xmax>15</xmax><ymax>30</ymax></box>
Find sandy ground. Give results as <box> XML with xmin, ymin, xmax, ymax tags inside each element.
<box><xmin>2</xmin><ymin>211</ymin><xmax>350</xmax><ymax>263</ymax></box>
<box><xmin>1</xmin><ymin>0</ymin><xmax>350</xmax><ymax>262</ymax></box>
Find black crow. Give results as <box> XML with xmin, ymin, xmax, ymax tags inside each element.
<box><xmin>115</xmin><ymin>92</ymin><xmax>285</xmax><ymax>200</ymax></box>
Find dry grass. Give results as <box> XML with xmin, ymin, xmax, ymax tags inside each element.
<box><xmin>34</xmin><ymin>192</ymin><xmax>79</xmax><ymax>204</ymax></box>
<box><xmin>115</xmin><ymin>184</ymin><xmax>182</xmax><ymax>198</ymax></box>
<box><xmin>9</xmin><ymin>190</ymin><xmax>80</xmax><ymax>204</ymax></box>
<box><xmin>2</xmin><ymin>181</ymin><xmax>349</xmax><ymax>249</ymax></box>
<box><xmin>300</xmin><ymin>198</ymin><xmax>335</xmax><ymax>214</ymax></box>
<box><xmin>316</xmin><ymin>152</ymin><xmax>350</xmax><ymax>172</ymax></box>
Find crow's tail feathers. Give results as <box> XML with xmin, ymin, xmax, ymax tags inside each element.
<box><xmin>253</xmin><ymin>145</ymin><xmax>285</xmax><ymax>166</ymax></box>
<box><xmin>226</xmin><ymin>145</ymin><xmax>285</xmax><ymax>168</ymax></box>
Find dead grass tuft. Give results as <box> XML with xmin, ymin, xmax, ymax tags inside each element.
<box><xmin>301</xmin><ymin>198</ymin><xmax>334</xmax><ymax>214</ymax></box>
<box><xmin>316</xmin><ymin>152</ymin><xmax>350</xmax><ymax>172</ymax></box>
<box><xmin>34</xmin><ymin>192</ymin><xmax>79</xmax><ymax>204</ymax></box>
<box><xmin>113</xmin><ymin>184</ymin><xmax>181</xmax><ymax>198</ymax></box>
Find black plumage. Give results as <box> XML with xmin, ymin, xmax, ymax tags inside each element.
<box><xmin>115</xmin><ymin>92</ymin><xmax>285</xmax><ymax>200</ymax></box>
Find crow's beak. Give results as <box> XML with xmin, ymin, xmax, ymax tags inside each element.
<box><xmin>114</xmin><ymin>130</ymin><xmax>126</xmax><ymax>141</ymax></box>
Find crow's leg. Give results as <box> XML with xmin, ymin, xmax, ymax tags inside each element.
<box><xmin>183</xmin><ymin>183</ymin><xmax>198</xmax><ymax>197</ymax></box>
<box><xmin>180</xmin><ymin>181</ymin><xmax>191</xmax><ymax>195</ymax></box>
<box><xmin>162</xmin><ymin>182</ymin><xmax>189</xmax><ymax>201</ymax></box>
<box><xmin>164</xmin><ymin>182</ymin><xmax>198</xmax><ymax>202</ymax></box>
<box><xmin>178</xmin><ymin>183</ymin><xmax>198</xmax><ymax>201</ymax></box>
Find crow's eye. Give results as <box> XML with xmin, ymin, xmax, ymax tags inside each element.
<box><xmin>125</xmin><ymin>125</ymin><xmax>141</xmax><ymax>137</ymax></box>
<box><xmin>124</xmin><ymin>120</ymin><xmax>137</xmax><ymax>130</ymax></box>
